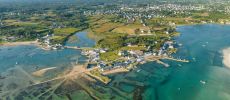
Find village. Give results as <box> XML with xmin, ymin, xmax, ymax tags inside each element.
<box><xmin>80</xmin><ymin>39</ymin><xmax>189</xmax><ymax>75</ymax></box>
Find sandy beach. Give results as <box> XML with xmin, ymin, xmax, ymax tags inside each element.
<box><xmin>0</xmin><ymin>41</ymin><xmax>40</xmax><ymax>46</ymax></box>
<box><xmin>223</xmin><ymin>48</ymin><xmax>230</xmax><ymax>68</ymax></box>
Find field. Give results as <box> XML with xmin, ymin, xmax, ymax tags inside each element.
<box><xmin>53</xmin><ymin>28</ymin><xmax>79</xmax><ymax>36</ymax></box>
<box><xmin>51</xmin><ymin>28</ymin><xmax>80</xmax><ymax>44</ymax></box>
<box><xmin>92</xmin><ymin>22</ymin><xmax>123</xmax><ymax>33</ymax></box>
<box><xmin>100</xmin><ymin>51</ymin><xmax>120</xmax><ymax>61</ymax></box>
<box><xmin>112</xmin><ymin>24</ymin><xmax>150</xmax><ymax>34</ymax></box>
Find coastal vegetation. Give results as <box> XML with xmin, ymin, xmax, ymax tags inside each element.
<box><xmin>88</xmin><ymin>69</ymin><xmax>111</xmax><ymax>84</ymax></box>
<box><xmin>100</xmin><ymin>51</ymin><xmax>120</xmax><ymax>61</ymax></box>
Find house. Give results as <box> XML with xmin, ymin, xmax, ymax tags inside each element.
<box><xmin>118</xmin><ymin>51</ymin><xmax>124</xmax><ymax>56</ymax></box>
<box><xmin>165</xmin><ymin>31</ymin><xmax>169</xmax><ymax>34</ymax></box>
<box><xmin>118</xmin><ymin>50</ymin><xmax>128</xmax><ymax>56</ymax></box>
<box><xmin>169</xmin><ymin>45</ymin><xmax>174</xmax><ymax>49</ymax></box>
<box><xmin>132</xmin><ymin>50</ymin><xmax>144</xmax><ymax>56</ymax></box>
<box><xmin>7</xmin><ymin>36</ymin><xmax>16</xmax><ymax>41</ymax></box>
<box><xmin>100</xmin><ymin>49</ymin><xmax>106</xmax><ymax>53</ymax></box>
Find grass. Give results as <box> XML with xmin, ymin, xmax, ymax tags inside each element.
<box><xmin>87</xmin><ymin>15</ymin><xmax>104</xmax><ymax>23</ymax></box>
<box><xmin>168</xmin><ymin>48</ymin><xmax>178</xmax><ymax>54</ymax></box>
<box><xmin>112</xmin><ymin>25</ymin><xmax>136</xmax><ymax>34</ymax></box>
<box><xmin>92</xmin><ymin>22</ymin><xmax>123</xmax><ymax>33</ymax></box>
<box><xmin>120</xmin><ymin>46</ymin><xmax>147</xmax><ymax>51</ymax></box>
<box><xmin>100</xmin><ymin>51</ymin><xmax>120</xmax><ymax>62</ymax></box>
<box><xmin>89</xmin><ymin>15</ymin><xmax>125</xmax><ymax>34</ymax></box>
<box><xmin>7</xmin><ymin>21</ymin><xmax>39</xmax><ymax>26</ymax></box>
<box><xmin>112</xmin><ymin>24</ymin><xmax>149</xmax><ymax>34</ymax></box>
<box><xmin>3</xmin><ymin>19</ymin><xmax>17</xmax><ymax>23</ymax></box>
<box><xmin>0</xmin><ymin>41</ymin><xmax>4</xmax><ymax>45</ymax></box>
<box><xmin>50</xmin><ymin>36</ymin><xmax>65</xmax><ymax>44</ymax></box>
<box><xmin>88</xmin><ymin>15</ymin><xmax>117</xmax><ymax>26</ymax></box>
<box><xmin>51</xmin><ymin>27</ymin><xmax>80</xmax><ymax>44</ymax></box>
<box><xmin>86</xmin><ymin>29</ymin><xmax>104</xmax><ymax>41</ymax></box>
<box><xmin>53</xmin><ymin>28</ymin><xmax>79</xmax><ymax>36</ymax></box>
<box><xmin>89</xmin><ymin>69</ymin><xmax>111</xmax><ymax>84</ymax></box>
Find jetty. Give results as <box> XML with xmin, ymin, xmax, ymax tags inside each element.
<box><xmin>162</xmin><ymin>57</ymin><xmax>189</xmax><ymax>63</ymax></box>
<box><xmin>156</xmin><ymin>60</ymin><xmax>169</xmax><ymax>67</ymax></box>
<box><xmin>64</xmin><ymin>46</ymin><xmax>93</xmax><ymax>50</ymax></box>
<box><xmin>144</xmin><ymin>55</ymin><xmax>189</xmax><ymax>63</ymax></box>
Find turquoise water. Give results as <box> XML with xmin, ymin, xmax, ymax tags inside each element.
<box><xmin>0</xmin><ymin>32</ymin><xmax>94</xmax><ymax>95</ymax></box>
<box><xmin>1</xmin><ymin>25</ymin><xmax>230</xmax><ymax>99</ymax></box>
<box><xmin>139</xmin><ymin>24</ymin><xmax>230</xmax><ymax>100</ymax></box>
<box><xmin>0</xmin><ymin>45</ymin><xmax>84</xmax><ymax>73</ymax></box>
<box><xmin>0</xmin><ymin>32</ymin><xmax>94</xmax><ymax>73</ymax></box>
<box><xmin>0</xmin><ymin>32</ymin><xmax>94</xmax><ymax>74</ymax></box>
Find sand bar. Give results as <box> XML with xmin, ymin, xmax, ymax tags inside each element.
<box><xmin>32</xmin><ymin>67</ymin><xmax>57</xmax><ymax>77</ymax></box>
<box><xmin>0</xmin><ymin>41</ymin><xmax>39</xmax><ymax>46</ymax></box>
<box><xmin>223</xmin><ymin>48</ymin><xmax>230</xmax><ymax>68</ymax></box>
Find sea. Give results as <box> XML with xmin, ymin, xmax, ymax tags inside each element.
<box><xmin>0</xmin><ymin>24</ymin><xmax>230</xmax><ymax>100</ymax></box>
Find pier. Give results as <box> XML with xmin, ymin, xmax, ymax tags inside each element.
<box><xmin>156</xmin><ymin>60</ymin><xmax>170</xmax><ymax>67</ymax></box>
<box><xmin>162</xmin><ymin>57</ymin><xmax>190</xmax><ymax>63</ymax></box>
<box><xmin>144</xmin><ymin>55</ymin><xmax>189</xmax><ymax>63</ymax></box>
<box><xmin>64</xmin><ymin>46</ymin><xmax>93</xmax><ymax>50</ymax></box>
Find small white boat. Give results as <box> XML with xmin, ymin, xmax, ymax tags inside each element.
<box><xmin>200</xmin><ymin>80</ymin><xmax>206</xmax><ymax>84</ymax></box>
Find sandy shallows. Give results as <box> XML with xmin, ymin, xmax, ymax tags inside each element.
<box><xmin>223</xmin><ymin>48</ymin><xmax>230</xmax><ymax>68</ymax></box>
<box><xmin>32</xmin><ymin>67</ymin><xmax>57</xmax><ymax>77</ymax></box>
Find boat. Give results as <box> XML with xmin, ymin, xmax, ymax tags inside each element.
<box><xmin>200</xmin><ymin>80</ymin><xmax>206</xmax><ymax>84</ymax></box>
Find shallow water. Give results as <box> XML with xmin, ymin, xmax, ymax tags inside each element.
<box><xmin>0</xmin><ymin>32</ymin><xmax>94</xmax><ymax>99</ymax></box>
<box><xmin>139</xmin><ymin>24</ymin><xmax>230</xmax><ymax>100</ymax></box>
<box><xmin>66</xmin><ymin>31</ymin><xmax>95</xmax><ymax>47</ymax></box>
<box><xmin>1</xmin><ymin>25</ymin><xmax>230</xmax><ymax>100</ymax></box>
<box><xmin>0</xmin><ymin>32</ymin><xmax>93</xmax><ymax>73</ymax></box>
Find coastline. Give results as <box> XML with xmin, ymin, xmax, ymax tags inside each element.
<box><xmin>176</xmin><ymin>23</ymin><xmax>230</xmax><ymax>27</ymax></box>
<box><xmin>0</xmin><ymin>41</ymin><xmax>40</xmax><ymax>46</ymax></box>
